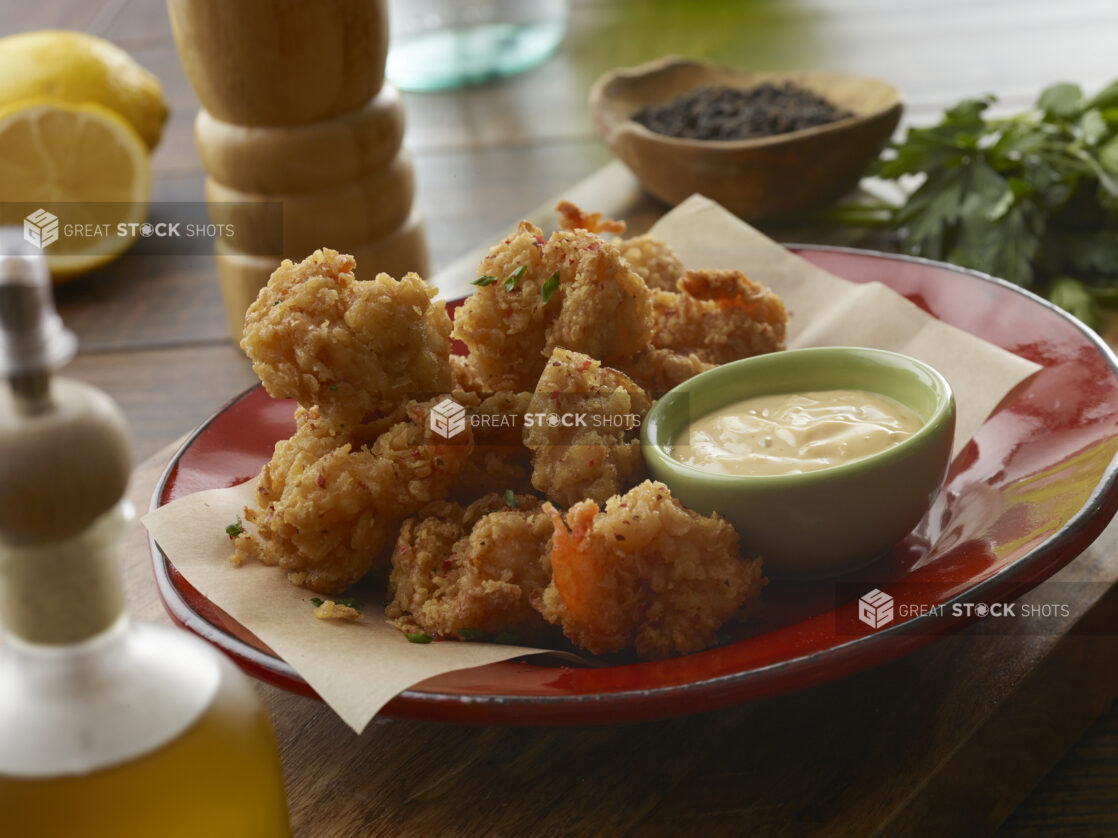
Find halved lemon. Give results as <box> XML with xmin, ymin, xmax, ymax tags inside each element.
<box><xmin>0</xmin><ymin>99</ymin><xmax>151</xmax><ymax>282</ymax></box>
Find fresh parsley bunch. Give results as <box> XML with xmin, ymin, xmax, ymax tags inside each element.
<box><xmin>840</xmin><ymin>79</ymin><xmax>1118</xmax><ymax>328</ymax></box>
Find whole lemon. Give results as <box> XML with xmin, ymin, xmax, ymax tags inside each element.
<box><xmin>0</xmin><ymin>30</ymin><xmax>168</xmax><ymax>150</ymax></box>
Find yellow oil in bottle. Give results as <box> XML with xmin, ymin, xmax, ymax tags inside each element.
<box><xmin>0</xmin><ymin>655</ymin><xmax>292</xmax><ymax>838</ymax></box>
<box><xmin>0</xmin><ymin>235</ymin><xmax>291</xmax><ymax>837</ymax></box>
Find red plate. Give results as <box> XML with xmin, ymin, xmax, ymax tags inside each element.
<box><xmin>149</xmin><ymin>246</ymin><xmax>1118</xmax><ymax>725</ymax></box>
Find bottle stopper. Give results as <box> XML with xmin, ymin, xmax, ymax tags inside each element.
<box><xmin>0</xmin><ymin>229</ymin><xmax>77</xmax><ymax>384</ymax></box>
<box><xmin>0</xmin><ymin>229</ymin><xmax>131</xmax><ymax>545</ymax></box>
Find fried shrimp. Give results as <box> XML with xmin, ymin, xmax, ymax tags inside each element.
<box><xmin>251</xmin><ymin>405</ymin><xmax>405</xmax><ymax>506</ymax></box>
<box><xmin>651</xmin><ymin>268</ymin><xmax>788</xmax><ymax>364</ymax></box>
<box><xmin>450</xmin><ymin>390</ymin><xmax>535</xmax><ymax>499</ymax></box>
<box><xmin>451</xmin><ymin>221</ymin><xmax>652</xmax><ymax>391</ymax></box>
<box><xmin>556</xmin><ymin>202</ymin><xmax>683</xmax><ymax>290</ymax></box>
<box><xmin>536</xmin><ymin>481</ymin><xmax>765</xmax><ymax>659</ymax></box>
<box><xmin>370</xmin><ymin>400</ymin><xmax>476</xmax><ymax>516</ymax></box>
<box><xmin>386</xmin><ymin>493</ymin><xmax>554</xmax><ymax>641</ymax></box>
<box><xmin>251</xmin><ymin>406</ymin><xmax>350</xmax><ymax>508</ymax></box>
<box><xmin>235</xmin><ymin>399</ymin><xmax>472</xmax><ymax>594</ymax></box>
<box><xmin>613</xmin><ymin>347</ymin><xmax>715</xmax><ymax>396</ymax></box>
<box><xmin>525</xmin><ymin>348</ymin><xmax>650</xmax><ymax>507</ymax></box>
<box><xmin>235</xmin><ymin>404</ymin><xmax>393</xmax><ymax>593</ymax></box>
<box><xmin>555</xmin><ymin>200</ymin><xmax>627</xmax><ymax>235</ymax></box>
<box><xmin>616</xmin><ymin>233</ymin><xmax>685</xmax><ymax>291</ymax></box>
<box><xmin>242</xmin><ymin>249</ymin><xmax>454</xmax><ymax>427</ymax></box>
<box><xmin>450</xmin><ymin>353</ymin><xmax>485</xmax><ymax>392</ymax></box>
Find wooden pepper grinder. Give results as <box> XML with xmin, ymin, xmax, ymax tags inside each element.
<box><xmin>0</xmin><ymin>235</ymin><xmax>292</xmax><ymax>837</ymax></box>
<box><xmin>168</xmin><ymin>0</ymin><xmax>429</xmax><ymax>341</ymax></box>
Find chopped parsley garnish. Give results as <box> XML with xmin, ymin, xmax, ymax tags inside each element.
<box><xmin>503</xmin><ymin>265</ymin><xmax>527</xmax><ymax>292</ymax></box>
<box><xmin>405</xmin><ymin>632</ymin><xmax>434</xmax><ymax>644</ymax></box>
<box><xmin>334</xmin><ymin>598</ymin><xmax>362</xmax><ymax>610</ymax></box>
<box><xmin>225</xmin><ymin>516</ymin><xmax>243</xmax><ymax>539</ymax></box>
<box><xmin>472</xmin><ymin>275</ymin><xmax>498</xmax><ymax>286</ymax></box>
<box><xmin>328</xmin><ymin>384</ymin><xmax>338</xmax><ymax>391</ymax></box>
<box><xmin>493</xmin><ymin>631</ymin><xmax>519</xmax><ymax>644</ymax></box>
<box><xmin>504</xmin><ymin>488</ymin><xmax>518</xmax><ymax>509</ymax></box>
<box><xmin>310</xmin><ymin>597</ymin><xmax>324</xmax><ymax>607</ymax></box>
<box><xmin>457</xmin><ymin>627</ymin><xmax>485</xmax><ymax>641</ymax></box>
<box><xmin>541</xmin><ymin>270</ymin><xmax>560</xmax><ymax>303</ymax></box>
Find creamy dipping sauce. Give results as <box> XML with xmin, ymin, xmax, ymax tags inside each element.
<box><xmin>670</xmin><ymin>389</ymin><xmax>923</xmax><ymax>476</ymax></box>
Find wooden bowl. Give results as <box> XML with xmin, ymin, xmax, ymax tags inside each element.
<box><xmin>590</xmin><ymin>56</ymin><xmax>902</xmax><ymax>220</ymax></box>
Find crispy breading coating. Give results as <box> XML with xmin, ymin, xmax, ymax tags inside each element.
<box><xmin>370</xmin><ymin>400</ymin><xmax>475</xmax><ymax>515</ymax></box>
<box><xmin>250</xmin><ymin>405</ymin><xmax>403</xmax><ymax>506</ymax></box>
<box><xmin>613</xmin><ymin>347</ymin><xmax>715</xmax><ymax>396</ymax></box>
<box><xmin>536</xmin><ymin>481</ymin><xmax>765</xmax><ymax>659</ymax></box>
<box><xmin>448</xmin><ymin>222</ymin><xmax>549</xmax><ymax>392</ymax></box>
<box><xmin>386</xmin><ymin>494</ymin><xmax>553</xmax><ymax>640</ymax></box>
<box><xmin>555</xmin><ymin>200</ymin><xmax>627</xmax><ymax>235</ymax></box>
<box><xmin>235</xmin><ymin>399</ymin><xmax>472</xmax><ymax>594</ymax></box>
<box><xmin>651</xmin><ymin>268</ymin><xmax>787</xmax><ymax>365</ymax></box>
<box><xmin>617</xmin><ymin>233</ymin><xmax>685</xmax><ymax>291</ymax></box>
<box><xmin>450</xmin><ymin>353</ymin><xmax>485</xmax><ymax>393</ymax></box>
<box><xmin>242</xmin><ymin>249</ymin><xmax>454</xmax><ymax>427</ymax></box>
<box><xmin>313</xmin><ymin>600</ymin><xmax>361</xmax><ymax>621</ymax></box>
<box><xmin>556</xmin><ymin>201</ymin><xmax>682</xmax><ymax>291</ymax></box>
<box><xmin>250</xmin><ymin>406</ymin><xmax>346</xmax><ymax>508</ymax></box>
<box><xmin>546</xmin><ymin>229</ymin><xmax>652</xmax><ymax>365</ymax></box>
<box><xmin>450</xmin><ymin>390</ymin><xmax>534</xmax><ymax>499</ymax></box>
<box><xmin>524</xmin><ymin>348</ymin><xmax>650</xmax><ymax>507</ymax></box>
<box><xmin>451</xmin><ymin>221</ymin><xmax>652</xmax><ymax>391</ymax></box>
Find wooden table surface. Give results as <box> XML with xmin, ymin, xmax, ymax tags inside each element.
<box><xmin>4</xmin><ymin>0</ymin><xmax>1117</xmax><ymax>834</ymax></box>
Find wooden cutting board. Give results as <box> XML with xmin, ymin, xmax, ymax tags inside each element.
<box><xmin>127</xmin><ymin>164</ymin><xmax>1118</xmax><ymax>837</ymax></box>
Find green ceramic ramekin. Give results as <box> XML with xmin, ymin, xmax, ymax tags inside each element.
<box><xmin>641</xmin><ymin>347</ymin><xmax>955</xmax><ymax>579</ymax></box>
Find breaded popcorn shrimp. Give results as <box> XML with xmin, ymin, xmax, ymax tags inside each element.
<box><xmin>450</xmin><ymin>390</ymin><xmax>535</xmax><ymax>500</ymax></box>
<box><xmin>536</xmin><ymin>481</ymin><xmax>764</xmax><ymax>659</ymax></box>
<box><xmin>616</xmin><ymin>233</ymin><xmax>685</xmax><ymax>291</ymax></box>
<box><xmin>525</xmin><ymin>348</ymin><xmax>650</xmax><ymax>507</ymax></box>
<box><xmin>251</xmin><ymin>405</ymin><xmax>406</xmax><ymax>506</ymax></box>
<box><xmin>450</xmin><ymin>353</ymin><xmax>485</xmax><ymax>393</ymax></box>
<box><xmin>614</xmin><ymin>347</ymin><xmax>715</xmax><ymax>396</ymax></box>
<box><xmin>652</xmin><ymin>268</ymin><xmax>788</xmax><ymax>364</ymax></box>
<box><xmin>235</xmin><ymin>399</ymin><xmax>472</xmax><ymax>594</ymax></box>
<box><xmin>451</xmin><ymin>221</ymin><xmax>652</xmax><ymax>391</ymax></box>
<box><xmin>556</xmin><ymin>202</ymin><xmax>683</xmax><ymax>291</ymax></box>
<box><xmin>386</xmin><ymin>493</ymin><xmax>554</xmax><ymax>641</ymax></box>
<box><xmin>242</xmin><ymin>249</ymin><xmax>454</xmax><ymax>427</ymax></box>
